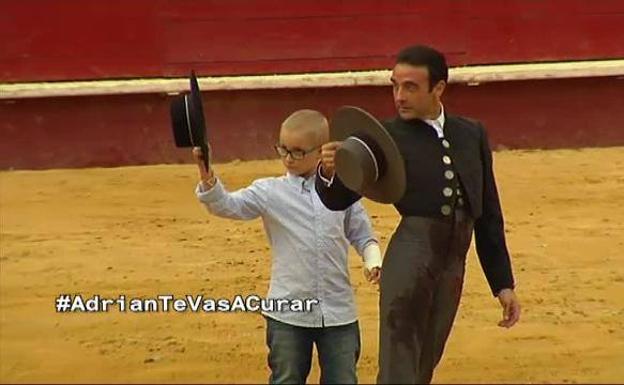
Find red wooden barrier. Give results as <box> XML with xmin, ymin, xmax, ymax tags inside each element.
<box><xmin>2</xmin><ymin>1</ymin><xmax>622</xmax><ymax>169</ymax></box>
<box><xmin>1</xmin><ymin>77</ymin><xmax>623</xmax><ymax>170</ymax></box>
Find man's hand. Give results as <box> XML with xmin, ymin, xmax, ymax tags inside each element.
<box><xmin>364</xmin><ymin>267</ymin><xmax>381</xmax><ymax>285</ymax></box>
<box><xmin>320</xmin><ymin>141</ymin><xmax>342</xmax><ymax>179</ymax></box>
<box><xmin>497</xmin><ymin>288</ymin><xmax>520</xmax><ymax>328</ymax></box>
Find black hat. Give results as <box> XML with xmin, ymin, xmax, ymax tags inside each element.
<box><xmin>170</xmin><ymin>71</ymin><xmax>209</xmax><ymax>169</ymax></box>
<box><xmin>331</xmin><ymin>106</ymin><xmax>406</xmax><ymax>203</ymax></box>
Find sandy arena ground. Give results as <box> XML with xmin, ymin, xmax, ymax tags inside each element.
<box><xmin>1</xmin><ymin>147</ymin><xmax>623</xmax><ymax>383</ymax></box>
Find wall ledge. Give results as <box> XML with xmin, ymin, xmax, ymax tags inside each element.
<box><xmin>1</xmin><ymin>59</ymin><xmax>623</xmax><ymax>99</ymax></box>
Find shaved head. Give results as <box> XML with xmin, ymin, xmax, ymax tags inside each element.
<box><xmin>277</xmin><ymin>109</ymin><xmax>328</xmax><ymax>177</ymax></box>
<box><xmin>280</xmin><ymin>109</ymin><xmax>329</xmax><ymax>146</ymax></box>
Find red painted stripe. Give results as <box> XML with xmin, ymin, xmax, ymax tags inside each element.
<box><xmin>1</xmin><ymin>1</ymin><xmax>623</xmax><ymax>82</ymax></box>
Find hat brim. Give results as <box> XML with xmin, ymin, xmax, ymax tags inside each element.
<box><xmin>189</xmin><ymin>72</ymin><xmax>208</xmax><ymax>147</ymax></box>
<box><xmin>189</xmin><ymin>72</ymin><xmax>210</xmax><ymax>167</ymax></box>
<box><xmin>330</xmin><ymin>106</ymin><xmax>406</xmax><ymax>203</ymax></box>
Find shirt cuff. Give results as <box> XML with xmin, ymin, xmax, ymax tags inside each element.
<box><xmin>362</xmin><ymin>242</ymin><xmax>382</xmax><ymax>270</ymax></box>
<box><xmin>316</xmin><ymin>162</ymin><xmax>335</xmax><ymax>187</ymax></box>
<box><xmin>195</xmin><ymin>179</ymin><xmax>225</xmax><ymax>203</ymax></box>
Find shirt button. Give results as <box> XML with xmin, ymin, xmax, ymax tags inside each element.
<box><xmin>444</xmin><ymin>170</ymin><xmax>454</xmax><ymax>180</ymax></box>
<box><xmin>441</xmin><ymin>205</ymin><xmax>452</xmax><ymax>216</ymax></box>
<box><xmin>443</xmin><ymin>187</ymin><xmax>453</xmax><ymax>197</ymax></box>
<box><xmin>442</xmin><ymin>139</ymin><xmax>450</xmax><ymax>149</ymax></box>
<box><xmin>457</xmin><ymin>188</ymin><xmax>462</xmax><ymax>196</ymax></box>
<box><xmin>443</xmin><ymin>155</ymin><xmax>452</xmax><ymax>165</ymax></box>
<box><xmin>458</xmin><ymin>197</ymin><xmax>465</xmax><ymax>206</ymax></box>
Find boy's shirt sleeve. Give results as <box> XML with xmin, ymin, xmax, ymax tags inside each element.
<box><xmin>195</xmin><ymin>177</ymin><xmax>269</xmax><ymax>220</ymax></box>
<box><xmin>343</xmin><ymin>201</ymin><xmax>380</xmax><ymax>265</ymax></box>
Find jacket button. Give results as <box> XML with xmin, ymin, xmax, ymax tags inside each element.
<box><xmin>441</xmin><ymin>205</ymin><xmax>452</xmax><ymax>216</ymax></box>
<box><xmin>443</xmin><ymin>187</ymin><xmax>453</xmax><ymax>197</ymax></box>
<box><xmin>444</xmin><ymin>170</ymin><xmax>454</xmax><ymax>180</ymax></box>
<box><xmin>443</xmin><ymin>155</ymin><xmax>452</xmax><ymax>165</ymax></box>
<box><xmin>442</xmin><ymin>139</ymin><xmax>450</xmax><ymax>149</ymax></box>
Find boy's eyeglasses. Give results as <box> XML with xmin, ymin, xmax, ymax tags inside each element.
<box><xmin>274</xmin><ymin>144</ymin><xmax>320</xmax><ymax>160</ymax></box>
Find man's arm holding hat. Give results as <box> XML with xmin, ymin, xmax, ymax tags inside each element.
<box><xmin>315</xmin><ymin>141</ymin><xmax>362</xmax><ymax>211</ymax></box>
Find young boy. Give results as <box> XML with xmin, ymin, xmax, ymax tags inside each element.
<box><xmin>192</xmin><ymin>109</ymin><xmax>382</xmax><ymax>384</ymax></box>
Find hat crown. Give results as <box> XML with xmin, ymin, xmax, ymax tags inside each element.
<box><xmin>330</xmin><ymin>106</ymin><xmax>406</xmax><ymax>203</ymax></box>
<box><xmin>170</xmin><ymin>71</ymin><xmax>210</xmax><ymax>169</ymax></box>
<box><xmin>336</xmin><ymin>134</ymin><xmax>388</xmax><ymax>193</ymax></box>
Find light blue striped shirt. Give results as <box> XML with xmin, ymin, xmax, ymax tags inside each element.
<box><xmin>195</xmin><ymin>172</ymin><xmax>377</xmax><ymax>327</ymax></box>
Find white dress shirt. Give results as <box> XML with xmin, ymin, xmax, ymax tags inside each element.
<box><xmin>424</xmin><ymin>104</ymin><xmax>446</xmax><ymax>138</ymax></box>
<box><xmin>196</xmin><ymin>172</ymin><xmax>380</xmax><ymax>327</ymax></box>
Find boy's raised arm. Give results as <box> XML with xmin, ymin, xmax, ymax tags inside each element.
<box><xmin>193</xmin><ymin>147</ymin><xmax>268</xmax><ymax>220</ymax></box>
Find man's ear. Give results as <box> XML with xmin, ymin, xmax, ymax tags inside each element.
<box><xmin>433</xmin><ymin>80</ymin><xmax>446</xmax><ymax>98</ymax></box>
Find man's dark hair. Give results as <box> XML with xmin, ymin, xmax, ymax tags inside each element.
<box><xmin>395</xmin><ymin>45</ymin><xmax>448</xmax><ymax>91</ymax></box>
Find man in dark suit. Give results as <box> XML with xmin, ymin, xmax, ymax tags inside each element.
<box><xmin>315</xmin><ymin>45</ymin><xmax>521</xmax><ymax>384</ymax></box>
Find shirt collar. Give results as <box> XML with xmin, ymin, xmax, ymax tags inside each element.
<box><xmin>423</xmin><ymin>103</ymin><xmax>445</xmax><ymax>137</ymax></box>
<box><xmin>286</xmin><ymin>171</ymin><xmax>316</xmax><ymax>193</ymax></box>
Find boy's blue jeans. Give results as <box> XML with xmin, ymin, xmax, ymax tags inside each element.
<box><xmin>265</xmin><ymin>316</ymin><xmax>361</xmax><ymax>384</ymax></box>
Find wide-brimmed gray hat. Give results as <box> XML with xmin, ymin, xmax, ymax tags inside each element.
<box><xmin>331</xmin><ymin>106</ymin><xmax>406</xmax><ymax>203</ymax></box>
